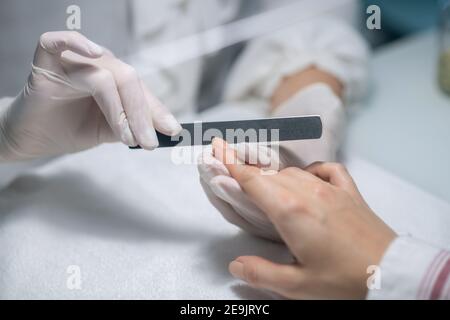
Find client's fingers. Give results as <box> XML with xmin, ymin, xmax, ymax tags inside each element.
<box><xmin>305</xmin><ymin>162</ymin><xmax>364</xmax><ymax>200</ymax></box>
<box><xmin>234</xmin><ymin>143</ymin><xmax>279</xmax><ymax>168</ymax></box>
<box><xmin>212</xmin><ymin>138</ymin><xmax>284</xmax><ymax>216</ymax></box>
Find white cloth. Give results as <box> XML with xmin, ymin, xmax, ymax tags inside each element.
<box><xmin>0</xmin><ymin>104</ymin><xmax>449</xmax><ymax>299</ymax></box>
<box><xmin>130</xmin><ymin>0</ymin><xmax>364</xmax><ymax>113</ymax></box>
<box><xmin>366</xmin><ymin>236</ymin><xmax>449</xmax><ymax>300</ymax></box>
<box><xmin>223</xmin><ymin>16</ymin><xmax>369</xmax><ymax>107</ymax></box>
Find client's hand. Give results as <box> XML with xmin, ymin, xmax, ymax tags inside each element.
<box><xmin>198</xmin><ymin>82</ymin><xmax>345</xmax><ymax>241</ymax></box>
<box><xmin>212</xmin><ymin>138</ymin><xmax>397</xmax><ymax>299</ymax></box>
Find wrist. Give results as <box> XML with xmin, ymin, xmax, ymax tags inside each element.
<box><xmin>270</xmin><ymin>67</ymin><xmax>344</xmax><ymax>111</ymax></box>
<box><xmin>0</xmin><ymin>96</ymin><xmax>24</xmax><ymax>162</ymax></box>
<box><xmin>357</xmin><ymin>232</ymin><xmax>398</xmax><ymax>299</ymax></box>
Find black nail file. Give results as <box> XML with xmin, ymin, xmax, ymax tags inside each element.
<box><xmin>129</xmin><ymin>115</ymin><xmax>322</xmax><ymax>149</ymax></box>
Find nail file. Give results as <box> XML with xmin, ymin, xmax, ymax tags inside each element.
<box><xmin>129</xmin><ymin>115</ymin><xmax>322</xmax><ymax>149</ymax></box>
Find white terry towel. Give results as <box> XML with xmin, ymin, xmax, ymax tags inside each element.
<box><xmin>0</xmin><ymin>104</ymin><xmax>449</xmax><ymax>299</ymax></box>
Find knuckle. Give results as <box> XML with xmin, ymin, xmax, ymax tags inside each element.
<box><xmin>94</xmin><ymin>69</ymin><xmax>114</xmax><ymax>84</ymax></box>
<box><xmin>119</xmin><ymin>64</ymin><xmax>138</xmax><ymax>82</ymax></box>
<box><xmin>91</xmin><ymin>69</ymin><xmax>115</xmax><ymax>94</ymax></box>
<box><xmin>282</xmin><ymin>167</ymin><xmax>302</xmax><ymax>176</ymax></box>
<box><xmin>275</xmin><ymin>195</ymin><xmax>304</xmax><ymax>219</ymax></box>
<box><xmin>311</xmin><ymin>182</ymin><xmax>331</xmax><ymax>200</ymax></box>
<box><xmin>310</xmin><ymin>160</ymin><xmax>324</xmax><ymax>167</ymax></box>
<box><xmin>39</xmin><ymin>32</ymin><xmax>51</xmax><ymax>43</ymax></box>
<box><xmin>39</xmin><ymin>32</ymin><xmax>58</xmax><ymax>50</ymax></box>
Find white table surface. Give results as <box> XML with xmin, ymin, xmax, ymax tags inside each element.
<box><xmin>2</xmin><ymin>105</ymin><xmax>449</xmax><ymax>299</ymax></box>
<box><xmin>345</xmin><ymin>31</ymin><xmax>450</xmax><ymax>203</ymax></box>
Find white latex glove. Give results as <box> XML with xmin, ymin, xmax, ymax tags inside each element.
<box><xmin>0</xmin><ymin>31</ymin><xmax>182</xmax><ymax>162</ymax></box>
<box><xmin>198</xmin><ymin>83</ymin><xmax>345</xmax><ymax>241</ymax></box>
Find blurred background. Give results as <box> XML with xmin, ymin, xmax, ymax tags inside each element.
<box><xmin>361</xmin><ymin>0</ymin><xmax>441</xmax><ymax>47</ymax></box>
<box><xmin>0</xmin><ymin>0</ymin><xmax>443</xmax><ymax>101</ymax></box>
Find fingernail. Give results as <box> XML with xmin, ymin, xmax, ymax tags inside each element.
<box><xmin>121</xmin><ymin>119</ymin><xmax>137</xmax><ymax>146</ymax></box>
<box><xmin>141</xmin><ymin>128</ymin><xmax>159</xmax><ymax>150</ymax></box>
<box><xmin>161</xmin><ymin>114</ymin><xmax>182</xmax><ymax>136</ymax></box>
<box><xmin>212</xmin><ymin>138</ymin><xmax>225</xmax><ymax>161</ymax></box>
<box><xmin>229</xmin><ymin>260</ymin><xmax>244</xmax><ymax>280</ymax></box>
<box><xmin>213</xmin><ymin>139</ymin><xmax>239</xmax><ymax>165</ymax></box>
<box><xmin>211</xmin><ymin>137</ymin><xmax>223</xmax><ymax>148</ymax></box>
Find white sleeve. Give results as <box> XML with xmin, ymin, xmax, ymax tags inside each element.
<box><xmin>224</xmin><ymin>17</ymin><xmax>369</xmax><ymax>107</ymax></box>
<box><xmin>0</xmin><ymin>97</ymin><xmax>52</xmax><ymax>190</ymax></box>
<box><xmin>367</xmin><ymin>236</ymin><xmax>450</xmax><ymax>300</ymax></box>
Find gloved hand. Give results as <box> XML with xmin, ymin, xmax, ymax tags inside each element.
<box><xmin>0</xmin><ymin>31</ymin><xmax>182</xmax><ymax>161</ymax></box>
<box><xmin>198</xmin><ymin>83</ymin><xmax>345</xmax><ymax>241</ymax></box>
